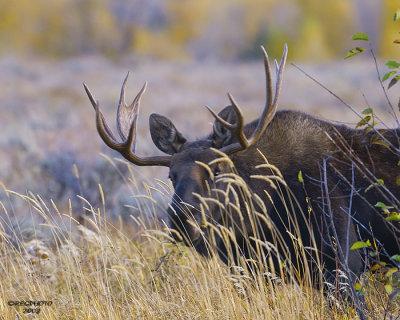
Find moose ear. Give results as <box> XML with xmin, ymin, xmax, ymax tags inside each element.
<box><xmin>212</xmin><ymin>105</ymin><xmax>237</xmax><ymax>148</ymax></box>
<box><xmin>149</xmin><ymin>114</ymin><xmax>187</xmax><ymax>155</ymax></box>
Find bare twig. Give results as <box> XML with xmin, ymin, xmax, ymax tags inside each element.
<box><xmin>291</xmin><ymin>63</ymin><xmax>398</xmax><ymax>152</ymax></box>
<box><xmin>368</xmin><ymin>42</ymin><xmax>400</xmax><ymax>129</ymax></box>
<box><xmin>321</xmin><ymin>158</ymin><xmax>368</xmax><ymax>320</ymax></box>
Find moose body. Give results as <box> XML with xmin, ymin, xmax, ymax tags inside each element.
<box><xmin>84</xmin><ymin>45</ymin><xmax>400</xmax><ymax>283</ymax></box>
<box><xmin>159</xmin><ymin>109</ymin><xmax>400</xmax><ymax>277</ymax></box>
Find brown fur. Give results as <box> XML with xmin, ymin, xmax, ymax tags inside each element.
<box><xmin>150</xmin><ymin>107</ymin><xmax>400</xmax><ymax>280</ymax></box>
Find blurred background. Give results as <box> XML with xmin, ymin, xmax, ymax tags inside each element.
<box><xmin>0</xmin><ymin>0</ymin><xmax>398</xmax><ymax>60</ymax></box>
<box><xmin>0</xmin><ymin>0</ymin><xmax>399</xmax><ymax>223</ymax></box>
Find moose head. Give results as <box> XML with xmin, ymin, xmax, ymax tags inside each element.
<box><xmin>83</xmin><ymin>46</ymin><xmax>288</xmax><ymax>254</ymax></box>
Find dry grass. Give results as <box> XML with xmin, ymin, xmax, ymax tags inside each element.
<box><xmin>1</xmin><ymin>54</ymin><xmax>399</xmax><ymax>319</ymax></box>
<box><xmin>1</xmin><ymin>164</ymin><xmax>399</xmax><ymax>320</ymax></box>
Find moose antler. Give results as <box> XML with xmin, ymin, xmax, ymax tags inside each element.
<box><xmin>83</xmin><ymin>73</ymin><xmax>171</xmax><ymax>167</ymax></box>
<box><xmin>206</xmin><ymin>44</ymin><xmax>288</xmax><ymax>154</ymax></box>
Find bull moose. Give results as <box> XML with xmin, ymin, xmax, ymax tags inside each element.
<box><xmin>84</xmin><ymin>44</ymin><xmax>400</xmax><ymax>285</ymax></box>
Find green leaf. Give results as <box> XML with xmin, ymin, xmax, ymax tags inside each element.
<box><xmin>369</xmin><ymin>250</ymin><xmax>379</xmax><ymax>258</ymax></box>
<box><xmin>382</xmin><ymin>71</ymin><xmax>397</xmax><ymax>82</ymax></box>
<box><xmin>298</xmin><ymin>170</ymin><xmax>303</xmax><ymax>183</ymax></box>
<box><xmin>386</xmin><ymin>60</ymin><xmax>400</xmax><ymax>69</ymax></box>
<box><xmin>362</xmin><ymin>107</ymin><xmax>373</xmax><ymax>115</ymax></box>
<box><xmin>352</xmin><ymin>32</ymin><xmax>369</xmax><ymax>41</ymax></box>
<box><xmin>388</xmin><ymin>75</ymin><xmax>400</xmax><ymax>89</ymax></box>
<box><xmin>385</xmin><ymin>284</ymin><xmax>393</xmax><ymax>295</ymax></box>
<box><xmin>385</xmin><ymin>267</ymin><xmax>398</xmax><ymax>278</ymax></box>
<box><xmin>371</xmin><ymin>139</ymin><xmax>390</xmax><ymax>148</ymax></box>
<box><xmin>365</xmin><ymin>127</ymin><xmax>373</xmax><ymax>134</ymax></box>
<box><xmin>391</xmin><ymin>254</ymin><xmax>400</xmax><ymax>262</ymax></box>
<box><xmin>354</xmin><ymin>283</ymin><xmax>362</xmax><ymax>291</ymax></box>
<box><xmin>356</xmin><ymin>115</ymin><xmax>371</xmax><ymax>128</ymax></box>
<box><xmin>386</xmin><ymin>213</ymin><xmax>400</xmax><ymax>221</ymax></box>
<box><xmin>375</xmin><ymin>202</ymin><xmax>393</xmax><ymax>210</ymax></box>
<box><xmin>396</xmin><ymin>175</ymin><xmax>400</xmax><ymax>186</ymax></box>
<box><xmin>364</xmin><ymin>184</ymin><xmax>373</xmax><ymax>193</ymax></box>
<box><xmin>364</xmin><ymin>123</ymin><xmax>379</xmax><ymax>134</ymax></box>
<box><xmin>365</xmin><ymin>180</ymin><xmax>383</xmax><ymax>193</ymax></box>
<box><xmin>345</xmin><ymin>47</ymin><xmax>365</xmax><ymax>59</ymax></box>
<box><xmin>370</xmin><ymin>263</ymin><xmax>380</xmax><ymax>271</ymax></box>
<box><xmin>350</xmin><ymin>240</ymin><xmax>371</xmax><ymax>250</ymax></box>
<box><xmin>394</xmin><ymin>9</ymin><xmax>400</xmax><ymax>22</ymax></box>
<box><xmin>375</xmin><ymin>202</ymin><xmax>385</xmax><ymax>208</ymax></box>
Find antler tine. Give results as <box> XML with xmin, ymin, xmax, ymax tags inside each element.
<box><xmin>205</xmin><ymin>95</ymin><xmax>244</xmax><ymax>130</ymax></box>
<box><xmin>84</xmin><ymin>83</ymin><xmax>117</xmax><ymax>140</ymax></box>
<box><xmin>248</xmin><ymin>43</ymin><xmax>287</xmax><ymax>146</ymax></box>
<box><xmin>205</xmin><ymin>93</ymin><xmax>248</xmax><ymax>150</ymax></box>
<box><xmin>116</xmin><ymin>72</ymin><xmax>130</xmax><ymax>140</ymax></box>
<box><xmin>261</xmin><ymin>45</ymin><xmax>273</xmax><ymax>115</ymax></box>
<box><xmin>116</xmin><ymin>72</ymin><xmax>148</xmax><ymax>143</ymax></box>
<box><xmin>84</xmin><ymin>78</ymin><xmax>171</xmax><ymax>167</ymax></box>
<box><xmin>227</xmin><ymin>93</ymin><xmax>248</xmax><ymax>148</ymax></box>
<box><xmin>214</xmin><ymin>44</ymin><xmax>288</xmax><ymax>155</ymax></box>
<box><xmin>274</xmin><ymin>59</ymin><xmax>279</xmax><ymax>77</ymax></box>
<box><xmin>245</xmin><ymin>45</ymin><xmax>274</xmax><ymax>147</ymax></box>
<box><xmin>205</xmin><ymin>105</ymin><xmax>235</xmax><ymax>130</ymax></box>
<box><xmin>83</xmin><ymin>82</ymin><xmax>97</xmax><ymax>109</ymax></box>
<box><xmin>272</xmin><ymin>43</ymin><xmax>288</xmax><ymax>108</ymax></box>
<box><xmin>95</xmin><ymin>103</ymin><xmax>120</xmax><ymax>150</ymax></box>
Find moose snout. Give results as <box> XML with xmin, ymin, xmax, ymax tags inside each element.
<box><xmin>167</xmin><ymin>205</ymin><xmax>201</xmax><ymax>245</ymax></box>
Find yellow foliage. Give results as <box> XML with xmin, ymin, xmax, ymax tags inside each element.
<box><xmin>380</xmin><ymin>0</ymin><xmax>400</xmax><ymax>58</ymax></box>
<box><xmin>292</xmin><ymin>0</ymin><xmax>354</xmax><ymax>60</ymax></box>
<box><xmin>166</xmin><ymin>0</ymin><xmax>215</xmax><ymax>43</ymax></box>
<box><xmin>0</xmin><ymin>0</ymin><xmax>396</xmax><ymax>60</ymax></box>
<box><xmin>295</xmin><ymin>17</ymin><xmax>332</xmax><ymax>61</ymax></box>
<box><xmin>0</xmin><ymin>0</ymin><xmax>119</xmax><ymax>57</ymax></box>
<box><xmin>319</xmin><ymin>1</ymin><xmax>354</xmax><ymax>54</ymax></box>
<box><xmin>133</xmin><ymin>27</ymin><xmax>190</xmax><ymax>60</ymax></box>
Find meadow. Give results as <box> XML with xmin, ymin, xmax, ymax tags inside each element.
<box><xmin>1</xmin><ymin>52</ymin><xmax>400</xmax><ymax>319</ymax></box>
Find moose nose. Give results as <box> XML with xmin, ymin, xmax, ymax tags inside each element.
<box><xmin>167</xmin><ymin>207</ymin><xmax>201</xmax><ymax>245</ymax></box>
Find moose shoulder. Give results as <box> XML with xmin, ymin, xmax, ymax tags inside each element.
<box><xmin>84</xmin><ymin>45</ymin><xmax>400</xmax><ymax>284</ymax></box>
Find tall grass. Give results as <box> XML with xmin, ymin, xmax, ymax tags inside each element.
<box><xmin>1</xmin><ymin>160</ymin><xmax>398</xmax><ymax>319</ymax></box>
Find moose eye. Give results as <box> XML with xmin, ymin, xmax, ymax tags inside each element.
<box><xmin>213</xmin><ymin>166</ymin><xmax>221</xmax><ymax>177</ymax></box>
